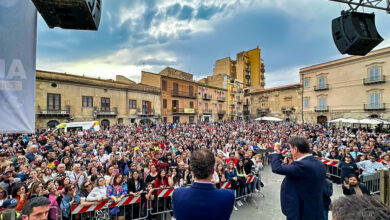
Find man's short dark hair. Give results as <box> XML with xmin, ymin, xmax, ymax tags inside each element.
<box><xmin>288</xmin><ymin>137</ymin><xmax>310</xmax><ymax>153</ymax></box>
<box><xmin>331</xmin><ymin>195</ymin><xmax>390</xmax><ymax>220</ymax></box>
<box><xmin>190</xmin><ymin>149</ymin><xmax>215</xmax><ymax>180</ymax></box>
<box><xmin>22</xmin><ymin>197</ymin><xmax>51</xmax><ymax>217</ymax></box>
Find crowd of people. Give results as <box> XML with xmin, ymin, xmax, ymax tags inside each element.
<box><xmin>0</xmin><ymin>121</ymin><xmax>389</xmax><ymax>219</ymax></box>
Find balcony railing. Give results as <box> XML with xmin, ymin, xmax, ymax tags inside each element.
<box><xmin>97</xmin><ymin>107</ymin><xmax>118</xmax><ymax>116</ymax></box>
<box><xmin>172</xmin><ymin>108</ymin><xmax>196</xmax><ymax>114</ymax></box>
<box><xmin>203</xmin><ymin>109</ymin><xmax>213</xmax><ymax>114</ymax></box>
<box><xmin>37</xmin><ymin>109</ymin><xmax>70</xmax><ymax>116</ymax></box>
<box><xmin>237</xmin><ymin>100</ymin><xmax>243</xmax><ymax>104</ymax></box>
<box><xmin>364</xmin><ymin>103</ymin><xmax>386</xmax><ymax>111</ymax></box>
<box><xmin>171</xmin><ymin>91</ymin><xmax>197</xmax><ymax>99</ymax></box>
<box><xmin>363</xmin><ymin>75</ymin><xmax>386</xmax><ymax>85</ymax></box>
<box><xmin>202</xmin><ymin>94</ymin><xmax>212</xmax><ymax>100</ymax></box>
<box><xmin>217</xmin><ymin>97</ymin><xmax>226</xmax><ymax>102</ymax></box>
<box><xmin>137</xmin><ymin>109</ymin><xmax>155</xmax><ymax>117</ymax></box>
<box><xmin>314</xmin><ymin>106</ymin><xmax>329</xmax><ymax>112</ymax></box>
<box><xmin>244</xmin><ymin>90</ymin><xmax>250</xmax><ymax>97</ymax></box>
<box><xmin>218</xmin><ymin>110</ymin><xmax>226</xmax><ymax>115</ymax></box>
<box><xmin>245</xmin><ymin>73</ymin><xmax>250</xmax><ymax>78</ymax></box>
<box><xmin>244</xmin><ymin>110</ymin><xmax>250</xmax><ymax>115</ymax></box>
<box><xmin>314</xmin><ymin>84</ymin><xmax>329</xmax><ymax>91</ymax></box>
<box><xmin>230</xmin><ymin>111</ymin><xmax>237</xmax><ymax>116</ymax></box>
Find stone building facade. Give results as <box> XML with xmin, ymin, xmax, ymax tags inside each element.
<box><xmin>141</xmin><ymin>67</ymin><xmax>198</xmax><ymax>123</ymax></box>
<box><xmin>197</xmin><ymin>83</ymin><xmax>228</xmax><ymax>122</ymax></box>
<box><xmin>36</xmin><ymin>70</ymin><xmax>161</xmax><ymax>129</ymax></box>
<box><xmin>249</xmin><ymin>84</ymin><xmax>302</xmax><ymax>122</ymax></box>
<box><xmin>300</xmin><ymin>47</ymin><xmax>390</xmax><ymax>124</ymax></box>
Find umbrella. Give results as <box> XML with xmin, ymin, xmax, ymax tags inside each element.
<box><xmin>329</xmin><ymin>118</ymin><xmax>348</xmax><ymax>123</ymax></box>
<box><xmin>372</xmin><ymin>119</ymin><xmax>390</xmax><ymax>125</ymax></box>
<box><xmin>344</xmin><ymin>118</ymin><xmax>360</xmax><ymax>124</ymax></box>
<box><xmin>358</xmin><ymin>118</ymin><xmax>381</xmax><ymax>125</ymax></box>
<box><xmin>254</xmin><ymin>116</ymin><xmax>283</xmax><ymax>122</ymax></box>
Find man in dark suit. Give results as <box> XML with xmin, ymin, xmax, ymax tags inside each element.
<box><xmin>270</xmin><ymin>137</ymin><xmax>326</xmax><ymax>220</ymax></box>
<box><xmin>173</xmin><ymin>149</ymin><xmax>234</xmax><ymax>220</ymax></box>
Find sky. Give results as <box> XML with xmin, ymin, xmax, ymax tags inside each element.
<box><xmin>36</xmin><ymin>0</ymin><xmax>390</xmax><ymax>88</ymax></box>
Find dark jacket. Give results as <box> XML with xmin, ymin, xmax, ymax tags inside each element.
<box><xmin>342</xmin><ymin>183</ymin><xmax>370</xmax><ymax>195</ymax></box>
<box><xmin>270</xmin><ymin>154</ymin><xmax>326</xmax><ymax>220</ymax></box>
<box><xmin>172</xmin><ymin>182</ymin><xmax>234</xmax><ymax>220</ymax></box>
<box><xmin>339</xmin><ymin>161</ymin><xmax>358</xmax><ymax>181</ymax></box>
<box><xmin>127</xmin><ymin>178</ymin><xmax>145</xmax><ymax>193</ymax></box>
<box><xmin>323</xmin><ymin>179</ymin><xmax>333</xmax><ymax>211</ymax></box>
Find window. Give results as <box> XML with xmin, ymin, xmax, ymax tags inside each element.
<box><xmin>369</xmin><ymin>93</ymin><xmax>380</xmax><ymax>108</ymax></box>
<box><xmin>189</xmin><ymin>85</ymin><xmax>194</xmax><ymax>96</ymax></box>
<box><xmin>163</xmin><ymin>99</ymin><xmax>167</xmax><ymax>109</ymax></box>
<box><xmin>173</xmin><ymin>83</ymin><xmax>178</xmax><ymax>93</ymax></box>
<box><xmin>189</xmin><ymin>101</ymin><xmax>194</xmax><ymax>108</ymax></box>
<box><xmin>304</xmin><ymin>98</ymin><xmax>310</xmax><ymax>108</ymax></box>
<box><xmin>47</xmin><ymin>94</ymin><xmax>60</xmax><ymax>111</ymax></box>
<box><xmin>142</xmin><ymin>100</ymin><xmax>152</xmax><ymax>114</ymax></box>
<box><xmin>129</xmin><ymin>100</ymin><xmax>137</xmax><ymax>109</ymax></box>
<box><xmin>101</xmin><ymin>97</ymin><xmax>110</xmax><ymax>112</ymax></box>
<box><xmin>304</xmin><ymin>79</ymin><xmax>309</xmax><ymax>88</ymax></box>
<box><xmin>162</xmin><ymin>80</ymin><xmax>167</xmax><ymax>91</ymax></box>
<box><xmin>318</xmin><ymin>97</ymin><xmax>326</xmax><ymax>109</ymax></box>
<box><xmin>369</xmin><ymin>67</ymin><xmax>380</xmax><ymax>82</ymax></box>
<box><xmin>82</xmin><ymin>96</ymin><xmax>93</xmax><ymax>107</ymax></box>
<box><xmin>318</xmin><ymin>76</ymin><xmax>326</xmax><ymax>88</ymax></box>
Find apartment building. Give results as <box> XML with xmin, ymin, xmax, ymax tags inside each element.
<box><xmin>197</xmin><ymin>83</ymin><xmax>228</xmax><ymax>122</ymax></box>
<box><xmin>141</xmin><ymin>67</ymin><xmax>198</xmax><ymax>123</ymax></box>
<box><xmin>300</xmin><ymin>47</ymin><xmax>390</xmax><ymax>124</ymax></box>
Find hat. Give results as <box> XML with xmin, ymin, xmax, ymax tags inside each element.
<box><xmin>1</xmin><ymin>199</ymin><xmax>19</xmax><ymax>208</ymax></box>
<box><xmin>134</xmin><ymin>147</ymin><xmax>139</xmax><ymax>151</ymax></box>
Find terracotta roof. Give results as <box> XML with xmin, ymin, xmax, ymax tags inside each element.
<box><xmin>250</xmin><ymin>83</ymin><xmax>301</xmax><ymax>94</ymax></box>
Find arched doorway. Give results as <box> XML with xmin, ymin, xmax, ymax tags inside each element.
<box><xmin>317</xmin><ymin>115</ymin><xmax>328</xmax><ymax>125</ymax></box>
<box><xmin>101</xmin><ymin>119</ymin><xmax>110</xmax><ymax>129</ymax></box>
<box><xmin>47</xmin><ymin>120</ymin><xmax>59</xmax><ymax>129</ymax></box>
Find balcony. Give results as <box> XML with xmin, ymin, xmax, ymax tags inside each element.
<box><xmin>171</xmin><ymin>91</ymin><xmax>197</xmax><ymax>99</ymax></box>
<box><xmin>261</xmin><ymin>63</ymin><xmax>265</xmax><ymax>73</ymax></box>
<box><xmin>244</xmin><ymin>90</ymin><xmax>250</xmax><ymax>97</ymax></box>
<box><xmin>244</xmin><ymin>110</ymin><xmax>250</xmax><ymax>115</ymax></box>
<box><xmin>363</xmin><ymin>75</ymin><xmax>386</xmax><ymax>85</ymax></box>
<box><xmin>364</xmin><ymin>103</ymin><xmax>386</xmax><ymax>111</ymax></box>
<box><xmin>172</xmin><ymin>108</ymin><xmax>196</xmax><ymax>115</ymax></box>
<box><xmin>261</xmin><ymin>75</ymin><xmax>265</xmax><ymax>80</ymax></box>
<box><xmin>217</xmin><ymin>97</ymin><xmax>226</xmax><ymax>102</ymax></box>
<box><xmin>137</xmin><ymin>109</ymin><xmax>155</xmax><ymax>117</ymax></box>
<box><xmin>314</xmin><ymin>106</ymin><xmax>329</xmax><ymax>112</ymax></box>
<box><xmin>314</xmin><ymin>84</ymin><xmax>329</xmax><ymax>91</ymax></box>
<box><xmin>37</xmin><ymin>105</ymin><xmax>70</xmax><ymax>116</ymax></box>
<box><xmin>237</xmin><ymin>88</ymin><xmax>243</xmax><ymax>93</ymax></box>
<box><xmin>257</xmin><ymin>108</ymin><xmax>270</xmax><ymax>116</ymax></box>
<box><xmin>237</xmin><ymin>110</ymin><xmax>243</xmax><ymax>115</ymax></box>
<box><xmin>230</xmin><ymin>111</ymin><xmax>237</xmax><ymax>116</ymax></box>
<box><xmin>202</xmin><ymin>94</ymin><xmax>212</xmax><ymax>100</ymax></box>
<box><xmin>97</xmin><ymin>107</ymin><xmax>118</xmax><ymax>116</ymax></box>
<box><xmin>203</xmin><ymin>109</ymin><xmax>213</xmax><ymax>115</ymax></box>
<box><xmin>237</xmin><ymin>100</ymin><xmax>243</xmax><ymax>104</ymax></box>
<box><xmin>281</xmin><ymin>107</ymin><xmax>295</xmax><ymax>114</ymax></box>
<box><xmin>229</xmin><ymin>103</ymin><xmax>235</xmax><ymax>106</ymax></box>
<box><xmin>218</xmin><ymin>110</ymin><xmax>226</xmax><ymax>115</ymax></box>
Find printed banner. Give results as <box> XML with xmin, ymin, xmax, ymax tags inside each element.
<box><xmin>0</xmin><ymin>0</ymin><xmax>37</xmax><ymax>133</ymax></box>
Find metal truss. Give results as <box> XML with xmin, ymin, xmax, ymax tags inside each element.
<box><xmin>329</xmin><ymin>0</ymin><xmax>390</xmax><ymax>13</ymax></box>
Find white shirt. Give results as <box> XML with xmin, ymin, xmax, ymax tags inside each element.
<box><xmin>295</xmin><ymin>154</ymin><xmax>312</xmax><ymax>162</ymax></box>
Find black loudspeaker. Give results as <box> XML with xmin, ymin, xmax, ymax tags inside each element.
<box><xmin>332</xmin><ymin>12</ymin><xmax>383</xmax><ymax>56</ymax></box>
<box><xmin>31</xmin><ymin>0</ymin><xmax>101</xmax><ymax>31</ymax></box>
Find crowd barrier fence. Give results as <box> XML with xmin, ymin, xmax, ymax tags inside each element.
<box><xmin>360</xmin><ymin>172</ymin><xmax>381</xmax><ymax>195</ymax></box>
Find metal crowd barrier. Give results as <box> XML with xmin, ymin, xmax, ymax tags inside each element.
<box><xmin>360</xmin><ymin>172</ymin><xmax>381</xmax><ymax>195</ymax></box>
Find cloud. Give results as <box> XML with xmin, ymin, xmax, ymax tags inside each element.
<box><xmin>178</xmin><ymin>5</ymin><xmax>194</xmax><ymax>21</ymax></box>
<box><xmin>265</xmin><ymin>66</ymin><xmax>301</xmax><ymax>88</ymax></box>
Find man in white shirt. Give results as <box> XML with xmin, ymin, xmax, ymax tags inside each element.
<box><xmin>69</xmin><ymin>163</ymin><xmax>87</xmax><ymax>191</ymax></box>
<box><xmin>357</xmin><ymin>155</ymin><xmax>388</xmax><ymax>175</ymax></box>
<box><xmin>97</xmin><ymin>148</ymin><xmax>109</xmax><ymax>164</ymax></box>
